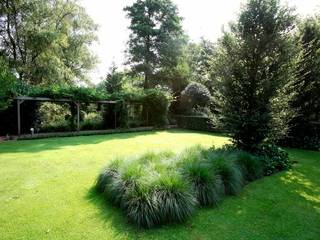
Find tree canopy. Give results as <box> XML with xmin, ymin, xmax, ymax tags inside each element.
<box><xmin>124</xmin><ymin>0</ymin><xmax>185</xmax><ymax>88</ymax></box>
<box><xmin>0</xmin><ymin>0</ymin><xmax>97</xmax><ymax>86</ymax></box>
<box><xmin>213</xmin><ymin>0</ymin><xmax>300</xmax><ymax>150</ymax></box>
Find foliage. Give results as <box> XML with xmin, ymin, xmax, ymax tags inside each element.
<box><xmin>0</xmin><ymin>56</ymin><xmax>18</xmax><ymax>110</ymax></box>
<box><xmin>101</xmin><ymin>64</ymin><xmax>124</xmax><ymax>94</ymax></box>
<box><xmin>186</xmin><ymin>39</ymin><xmax>215</xmax><ymax>90</ymax></box>
<box><xmin>95</xmin><ymin>143</ymin><xmax>283</xmax><ymax>228</ymax></box>
<box><xmin>208</xmin><ymin>152</ymin><xmax>244</xmax><ymax>195</ymax></box>
<box><xmin>288</xmin><ymin>16</ymin><xmax>320</xmax><ymax>150</ymax></box>
<box><xmin>0</xmin><ymin>0</ymin><xmax>97</xmax><ymax>85</ymax></box>
<box><xmin>124</xmin><ymin>0</ymin><xmax>185</xmax><ymax>88</ymax></box>
<box><xmin>174</xmin><ymin>115</ymin><xmax>216</xmax><ymax>132</ymax></box>
<box><xmin>143</xmin><ymin>89</ymin><xmax>172</xmax><ymax>127</ymax></box>
<box><xmin>212</xmin><ymin>0</ymin><xmax>300</xmax><ymax>150</ymax></box>
<box><xmin>179</xmin><ymin>82</ymin><xmax>212</xmax><ymax>113</ymax></box>
<box><xmin>255</xmin><ymin>144</ymin><xmax>291</xmax><ymax>176</ymax></box>
<box><xmin>81</xmin><ymin>112</ymin><xmax>104</xmax><ymax>130</ymax></box>
<box><xmin>178</xmin><ymin>147</ymin><xmax>224</xmax><ymax>206</ymax></box>
<box><xmin>235</xmin><ymin>151</ymin><xmax>264</xmax><ymax>181</ymax></box>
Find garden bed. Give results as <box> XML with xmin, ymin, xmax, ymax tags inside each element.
<box><xmin>95</xmin><ymin>144</ymin><xmax>290</xmax><ymax>228</ymax></box>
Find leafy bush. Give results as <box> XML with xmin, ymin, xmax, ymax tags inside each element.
<box><xmin>81</xmin><ymin>112</ymin><xmax>104</xmax><ymax>130</ymax></box>
<box><xmin>143</xmin><ymin>89</ymin><xmax>172</xmax><ymax>127</ymax></box>
<box><xmin>95</xmin><ymin>145</ymin><xmax>289</xmax><ymax>228</ymax></box>
<box><xmin>179</xmin><ymin>82</ymin><xmax>211</xmax><ymax>113</ymax></box>
<box><xmin>40</xmin><ymin>120</ymin><xmax>72</xmax><ymax>133</ymax></box>
<box><xmin>255</xmin><ymin>144</ymin><xmax>291</xmax><ymax>176</ymax></box>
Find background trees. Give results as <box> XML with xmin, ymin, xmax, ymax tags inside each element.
<box><xmin>212</xmin><ymin>0</ymin><xmax>300</xmax><ymax>150</ymax></box>
<box><xmin>0</xmin><ymin>0</ymin><xmax>97</xmax><ymax>86</ymax></box>
<box><xmin>124</xmin><ymin>0</ymin><xmax>185</xmax><ymax>89</ymax></box>
<box><xmin>288</xmin><ymin>16</ymin><xmax>320</xmax><ymax>149</ymax></box>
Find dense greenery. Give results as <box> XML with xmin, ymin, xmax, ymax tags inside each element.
<box><xmin>287</xmin><ymin>16</ymin><xmax>320</xmax><ymax>150</ymax></box>
<box><xmin>95</xmin><ymin>144</ymin><xmax>290</xmax><ymax>228</ymax></box>
<box><xmin>0</xmin><ymin>0</ymin><xmax>97</xmax><ymax>85</ymax></box>
<box><xmin>0</xmin><ymin>56</ymin><xmax>18</xmax><ymax>110</ymax></box>
<box><xmin>212</xmin><ymin>0</ymin><xmax>300</xmax><ymax>151</ymax></box>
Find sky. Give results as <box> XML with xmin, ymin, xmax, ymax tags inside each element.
<box><xmin>80</xmin><ymin>0</ymin><xmax>320</xmax><ymax>83</ymax></box>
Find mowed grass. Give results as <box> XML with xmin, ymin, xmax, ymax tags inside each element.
<box><xmin>0</xmin><ymin>130</ymin><xmax>319</xmax><ymax>240</ymax></box>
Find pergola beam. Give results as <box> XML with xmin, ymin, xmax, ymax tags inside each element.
<box><xmin>15</xmin><ymin>96</ymin><xmax>119</xmax><ymax>136</ymax></box>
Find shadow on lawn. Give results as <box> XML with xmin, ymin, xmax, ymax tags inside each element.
<box><xmin>0</xmin><ymin>129</ymin><xmax>228</xmax><ymax>154</ymax></box>
<box><xmin>0</xmin><ymin>130</ymin><xmax>159</xmax><ymax>154</ymax></box>
<box><xmin>83</xmin><ymin>153</ymin><xmax>320</xmax><ymax>239</ymax></box>
<box><xmin>84</xmin><ymin>186</ymin><xmax>191</xmax><ymax>237</ymax></box>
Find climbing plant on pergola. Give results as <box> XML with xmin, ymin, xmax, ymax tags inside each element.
<box><xmin>15</xmin><ymin>96</ymin><xmax>119</xmax><ymax>136</ymax></box>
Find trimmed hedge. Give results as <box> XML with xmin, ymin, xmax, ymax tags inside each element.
<box><xmin>174</xmin><ymin>115</ymin><xmax>217</xmax><ymax>132</ymax></box>
<box><xmin>95</xmin><ymin>145</ymin><xmax>290</xmax><ymax>228</ymax></box>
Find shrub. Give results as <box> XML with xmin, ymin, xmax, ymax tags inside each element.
<box><xmin>174</xmin><ymin>115</ymin><xmax>216</xmax><ymax>132</ymax></box>
<box><xmin>179</xmin><ymin>82</ymin><xmax>211</xmax><ymax>113</ymax></box>
<box><xmin>81</xmin><ymin>112</ymin><xmax>104</xmax><ymax>130</ymax></box>
<box><xmin>143</xmin><ymin>89</ymin><xmax>172</xmax><ymax>127</ymax></box>
<box><xmin>255</xmin><ymin>144</ymin><xmax>291</xmax><ymax>176</ymax></box>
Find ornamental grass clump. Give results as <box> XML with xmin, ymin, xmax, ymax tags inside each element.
<box><xmin>94</xmin><ymin>145</ymin><xmax>289</xmax><ymax>228</ymax></box>
<box><xmin>177</xmin><ymin>147</ymin><xmax>224</xmax><ymax>206</ymax></box>
<box><xmin>206</xmin><ymin>151</ymin><xmax>244</xmax><ymax>195</ymax></box>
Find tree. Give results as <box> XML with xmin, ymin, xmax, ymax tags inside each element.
<box><xmin>289</xmin><ymin>16</ymin><xmax>320</xmax><ymax>147</ymax></box>
<box><xmin>212</xmin><ymin>0</ymin><xmax>299</xmax><ymax>150</ymax></box>
<box><xmin>124</xmin><ymin>0</ymin><xmax>185</xmax><ymax>89</ymax></box>
<box><xmin>0</xmin><ymin>56</ymin><xmax>17</xmax><ymax>110</ymax></box>
<box><xmin>0</xmin><ymin>0</ymin><xmax>97</xmax><ymax>86</ymax></box>
<box><xmin>186</xmin><ymin>38</ymin><xmax>215</xmax><ymax>90</ymax></box>
<box><xmin>102</xmin><ymin>63</ymin><xmax>124</xmax><ymax>94</ymax></box>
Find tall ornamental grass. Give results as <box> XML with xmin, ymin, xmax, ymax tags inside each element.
<box><xmin>95</xmin><ymin>145</ymin><xmax>288</xmax><ymax>228</ymax></box>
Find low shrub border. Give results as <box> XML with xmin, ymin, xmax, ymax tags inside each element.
<box><xmin>95</xmin><ymin>145</ymin><xmax>290</xmax><ymax>228</ymax></box>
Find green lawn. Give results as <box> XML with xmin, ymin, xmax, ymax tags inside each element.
<box><xmin>0</xmin><ymin>130</ymin><xmax>319</xmax><ymax>240</ymax></box>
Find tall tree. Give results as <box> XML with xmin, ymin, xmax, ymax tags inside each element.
<box><xmin>0</xmin><ymin>0</ymin><xmax>97</xmax><ymax>86</ymax></box>
<box><xmin>212</xmin><ymin>0</ymin><xmax>300</xmax><ymax>150</ymax></box>
<box><xmin>124</xmin><ymin>0</ymin><xmax>184</xmax><ymax>89</ymax></box>
<box><xmin>289</xmin><ymin>16</ymin><xmax>320</xmax><ymax>147</ymax></box>
<box><xmin>186</xmin><ymin>38</ymin><xmax>215</xmax><ymax>90</ymax></box>
<box><xmin>102</xmin><ymin>63</ymin><xmax>124</xmax><ymax>94</ymax></box>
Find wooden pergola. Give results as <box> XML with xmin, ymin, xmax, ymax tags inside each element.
<box><xmin>15</xmin><ymin>96</ymin><xmax>119</xmax><ymax>136</ymax></box>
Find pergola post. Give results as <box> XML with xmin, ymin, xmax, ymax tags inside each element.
<box><xmin>17</xmin><ymin>99</ymin><xmax>24</xmax><ymax>136</ymax></box>
<box><xmin>76</xmin><ymin>102</ymin><xmax>80</xmax><ymax>132</ymax></box>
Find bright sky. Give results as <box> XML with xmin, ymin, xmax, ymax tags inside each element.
<box><xmin>80</xmin><ymin>0</ymin><xmax>320</xmax><ymax>83</ymax></box>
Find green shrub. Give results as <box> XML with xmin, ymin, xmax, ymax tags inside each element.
<box><xmin>174</xmin><ymin>115</ymin><xmax>216</xmax><ymax>132</ymax></box>
<box><xmin>255</xmin><ymin>144</ymin><xmax>291</xmax><ymax>176</ymax></box>
<box><xmin>81</xmin><ymin>112</ymin><xmax>104</xmax><ymax>130</ymax></box>
<box><xmin>179</xmin><ymin>82</ymin><xmax>211</xmax><ymax>112</ymax></box>
<box><xmin>143</xmin><ymin>89</ymin><xmax>172</xmax><ymax>127</ymax></box>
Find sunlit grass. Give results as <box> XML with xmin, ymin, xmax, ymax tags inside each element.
<box><xmin>0</xmin><ymin>130</ymin><xmax>319</xmax><ymax>240</ymax></box>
